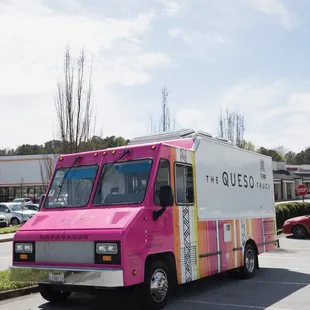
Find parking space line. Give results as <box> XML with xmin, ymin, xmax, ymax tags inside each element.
<box><xmin>182</xmin><ymin>299</ymin><xmax>292</xmax><ymax>309</ymax></box>
<box><xmin>0</xmin><ymin>256</ymin><xmax>10</xmax><ymax>260</ymax></box>
<box><xmin>251</xmin><ymin>280</ymin><xmax>310</xmax><ymax>286</ymax></box>
<box><xmin>260</xmin><ymin>255</ymin><xmax>310</xmax><ymax>260</ymax></box>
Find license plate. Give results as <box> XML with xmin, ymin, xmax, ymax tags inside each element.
<box><xmin>48</xmin><ymin>272</ymin><xmax>64</xmax><ymax>284</ymax></box>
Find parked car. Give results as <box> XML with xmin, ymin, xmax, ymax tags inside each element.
<box><xmin>0</xmin><ymin>214</ymin><xmax>8</xmax><ymax>228</ymax></box>
<box><xmin>282</xmin><ymin>215</ymin><xmax>310</xmax><ymax>239</ymax></box>
<box><xmin>24</xmin><ymin>203</ymin><xmax>40</xmax><ymax>212</ymax></box>
<box><xmin>12</xmin><ymin>197</ymin><xmax>33</xmax><ymax>203</ymax></box>
<box><xmin>0</xmin><ymin>203</ymin><xmax>38</xmax><ymax>226</ymax></box>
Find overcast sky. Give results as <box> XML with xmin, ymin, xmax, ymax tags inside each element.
<box><xmin>1</xmin><ymin>0</ymin><xmax>310</xmax><ymax>153</ymax></box>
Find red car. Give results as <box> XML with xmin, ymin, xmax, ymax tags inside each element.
<box><xmin>282</xmin><ymin>215</ymin><xmax>310</xmax><ymax>238</ymax></box>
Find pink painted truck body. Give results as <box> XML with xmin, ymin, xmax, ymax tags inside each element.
<box><xmin>9</xmin><ymin>130</ymin><xmax>278</xmax><ymax>308</ymax></box>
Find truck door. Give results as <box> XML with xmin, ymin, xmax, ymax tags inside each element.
<box><xmin>172</xmin><ymin>148</ymin><xmax>199</xmax><ymax>284</ymax></box>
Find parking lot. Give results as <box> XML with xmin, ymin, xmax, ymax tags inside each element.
<box><xmin>0</xmin><ymin>234</ymin><xmax>310</xmax><ymax>310</ymax></box>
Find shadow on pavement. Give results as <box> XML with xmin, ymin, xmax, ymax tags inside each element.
<box><xmin>38</xmin><ymin>267</ymin><xmax>310</xmax><ymax>310</ymax></box>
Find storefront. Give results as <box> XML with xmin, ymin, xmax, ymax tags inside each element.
<box><xmin>0</xmin><ymin>154</ymin><xmax>57</xmax><ymax>202</ymax></box>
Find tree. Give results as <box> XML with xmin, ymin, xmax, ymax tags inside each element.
<box><xmin>218</xmin><ymin>108</ymin><xmax>245</xmax><ymax>147</ymax></box>
<box><xmin>240</xmin><ymin>140</ymin><xmax>255</xmax><ymax>151</ymax></box>
<box><xmin>257</xmin><ymin>147</ymin><xmax>284</xmax><ymax>162</ymax></box>
<box><xmin>55</xmin><ymin>47</ymin><xmax>95</xmax><ymax>154</ymax></box>
<box><xmin>284</xmin><ymin>151</ymin><xmax>296</xmax><ymax>165</ymax></box>
<box><xmin>150</xmin><ymin>86</ymin><xmax>176</xmax><ymax>133</ymax></box>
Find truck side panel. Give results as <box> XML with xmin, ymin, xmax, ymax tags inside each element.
<box><xmin>170</xmin><ymin>139</ymin><xmax>277</xmax><ymax>285</ymax></box>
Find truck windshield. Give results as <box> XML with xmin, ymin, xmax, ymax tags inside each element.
<box><xmin>44</xmin><ymin>165</ymin><xmax>98</xmax><ymax>208</ymax></box>
<box><xmin>93</xmin><ymin>159</ymin><xmax>152</xmax><ymax>205</ymax></box>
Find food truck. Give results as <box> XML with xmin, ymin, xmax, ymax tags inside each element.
<box><xmin>9</xmin><ymin>129</ymin><xmax>278</xmax><ymax>309</ymax></box>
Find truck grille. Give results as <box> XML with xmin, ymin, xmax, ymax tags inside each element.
<box><xmin>35</xmin><ymin>241</ymin><xmax>94</xmax><ymax>264</ymax></box>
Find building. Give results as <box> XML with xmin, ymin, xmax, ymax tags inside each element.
<box><xmin>273</xmin><ymin>162</ymin><xmax>310</xmax><ymax>201</ymax></box>
<box><xmin>0</xmin><ymin>154</ymin><xmax>57</xmax><ymax>202</ymax></box>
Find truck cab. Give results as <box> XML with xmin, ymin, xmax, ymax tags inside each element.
<box><xmin>10</xmin><ymin>142</ymin><xmax>176</xmax><ymax>310</ymax></box>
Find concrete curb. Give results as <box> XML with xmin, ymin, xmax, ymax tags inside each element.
<box><xmin>0</xmin><ymin>237</ymin><xmax>13</xmax><ymax>243</ymax></box>
<box><xmin>277</xmin><ymin>229</ymin><xmax>283</xmax><ymax>235</ymax></box>
<box><xmin>0</xmin><ymin>286</ymin><xmax>39</xmax><ymax>301</ymax></box>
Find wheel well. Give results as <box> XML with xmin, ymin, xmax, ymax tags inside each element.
<box><xmin>145</xmin><ymin>252</ymin><xmax>177</xmax><ymax>285</ymax></box>
<box><xmin>10</xmin><ymin>217</ymin><xmax>19</xmax><ymax>223</ymax></box>
<box><xmin>245</xmin><ymin>239</ymin><xmax>259</xmax><ymax>269</ymax></box>
<box><xmin>292</xmin><ymin>223</ymin><xmax>310</xmax><ymax>234</ymax></box>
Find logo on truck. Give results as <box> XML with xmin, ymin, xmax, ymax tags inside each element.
<box><xmin>205</xmin><ymin>159</ymin><xmax>271</xmax><ymax>190</ymax></box>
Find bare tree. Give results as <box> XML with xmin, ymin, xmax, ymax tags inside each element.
<box><xmin>218</xmin><ymin>108</ymin><xmax>245</xmax><ymax>147</ymax></box>
<box><xmin>150</xmin><ymin>86</ymin><xmax>176</xmax><ymax>133</ymax></box>
<box><xmin>55</xmin><ymin>47</ymin><xmax>96</xmax><ymax>154</ymax></box>
<box><xmin>39</xmin><ymin>155</ymin><xmax>58</xmax><ymax>191</ymax></box>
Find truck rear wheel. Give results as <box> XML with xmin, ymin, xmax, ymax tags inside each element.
<box><xmin>140</xmin><ymin>260</ymin><xmax>170</xmax><ymax>310</ymax></box>
<box><xmin>239</xmin><ymin>243</ymin><xmax>257</xmax><ymax>279</ymax></box>
<box><xmin>38</xmin><ymin>284</ymin><xmax>71</xmax><ymax>303</ymax></box>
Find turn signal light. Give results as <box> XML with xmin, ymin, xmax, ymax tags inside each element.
<box><xmin>20</xmin><ymin>254</ymin><xmax>28</xmax><ymax>260</ymax></box>
<box><xmin>102</xmin><ymin>255</ymin><xmax>112</xmax><ymax>262</ymax></box>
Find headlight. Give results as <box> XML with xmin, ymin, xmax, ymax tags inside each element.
<box><xmin>96</xmin><ymin>243</ymin><xmax>118</xmax><ymax>254</ymax></box>
<box><xmin>15</xmin><ymin>243</ymin><xmax>33</xmax><ymax>253</ymax></box>
<box><xmin>284</xmin><ymin>221</ymin><xmax>291</xmax><ymax>225</ymax></box>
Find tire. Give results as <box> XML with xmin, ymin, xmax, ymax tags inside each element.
<box><xmin>10</xmin><ymin>217</ymin><xmax>20</xmax><ymax>226</ymax></box>
<box><xmin>139</xmin><ymin>260</ymin><xmax>171</xmax><ymax>310</ymax></box>
<box><xmin>239</xmin><ymin>243</ymin><xmax>257</xmax><ymax>279</ymax></box>
<box><xmin>292</xmin><ymin>225</ymin><xmax>309</xmax><ymax>239</ymax></box>
<box><xmin>38</xmin><ymin>284</ymin><xmax>71</xmax><ymax>303</ymax></box>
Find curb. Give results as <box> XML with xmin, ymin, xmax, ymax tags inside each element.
<box><xmin>0</xmin><ymin>286</ymin><xmax>39</xmax><ymax>301</ymax></box>
<box><xmin>0</xmin><ymin>238</ymin><xmax>13</xmax><ymax>243</ymax></box>
<box><xmin>277</xmin><ymin>229</ymin><xmax>283</xmax><ymax>235</ymax></box>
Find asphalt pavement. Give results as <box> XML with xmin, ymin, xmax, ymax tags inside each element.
<box><xmin>0</xmin><ymin>234</ymin><xmax>309</xmax><ymax>309</ymax></box>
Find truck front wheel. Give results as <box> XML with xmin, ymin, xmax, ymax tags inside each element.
<box><xmin>140</xmin><ymin>260</ymin><xmax>170</xmax><ymax>310</ymax></box>
<box><xmin>38</xmin><ymin>284</ymin><xmax>71</xmax><ymax>303</ymax></box>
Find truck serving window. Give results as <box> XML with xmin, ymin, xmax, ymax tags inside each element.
<box><xmin>93</xmin><ymin>159</ymin><xmax>152</xmax><ymax>206</ymax></box>
<box><xmin>43</xmin><ymin>165</ymin><xmax>98</xmax><ymax>208</ymax></box>
<box><xmin>175</xmin><ymin>163</ymin><xmax>194</xmax><ymax>205</ymax></box>
<box><xmin>154</xmin><ymin>159</ymin><xmax>170</xmax><ymax>206</ymax></box>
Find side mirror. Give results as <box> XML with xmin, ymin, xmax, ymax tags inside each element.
<box><xmin>153</xmin><ymin>185</ymin><xmax>174</xmax><ymax>221</ymax></box>
<box><xmin>6</xmin><ymin>209</ymin><xmax>10</xmax><ymax>213</ymax></box>
<box><xmin>39</xmin><ymin>194</ymin><xmax>46</xmax><ymax>209</ymax></box>
<box><xmin>159</xmin><ymin>185</ymin><xmax>174</xmax><ymax>207</ymax></box>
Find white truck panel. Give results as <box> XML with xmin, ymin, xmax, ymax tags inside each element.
<box><xmin>195</xmin><ymin>137</ymin><xmax>275</xmax><ymax>220</ymax></box>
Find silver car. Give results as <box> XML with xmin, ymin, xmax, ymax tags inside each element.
<box><xmin>0</xmin><ymin>203</ymin><xmax>38</xmax><ymax>226</ymax></box>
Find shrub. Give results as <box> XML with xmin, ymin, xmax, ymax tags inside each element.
<box><xmin>276</xmin><ymin>202</ymin><xmax>310</xmax><ymax>229</ymax></box>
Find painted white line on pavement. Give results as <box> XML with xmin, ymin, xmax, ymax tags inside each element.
<box><xmin>260</xmin><ymin>255</ymin><xmax>310</xmax><ymax>260</ymax></box>
<box><xmin>182</xmin><ymin>299</ymin><xmax>292</xmax><ymax>310</ymax></box>
<box><xmin>251</xmin><ymin>280</ymin><xmax>310</xmax><ymax>286</ymax></box>
<box><xmin>0</xmin><ymin>256</ymin><xmax>10</xmax><ymax>260</ymax></box>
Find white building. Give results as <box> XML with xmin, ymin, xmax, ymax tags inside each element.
<box><xmin>0</xmin><ymin>154</ymin><xmax>57</xmax><ymax>202</ymax></box>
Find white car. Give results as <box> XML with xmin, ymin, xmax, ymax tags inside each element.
<box><xmin>0</xmin><ymin>214</ymin><xmax>8</xmax><ymax>228</ymax></box>
<box><xmin>0</xmin><ymin>203</ymin><xmax>38</xmax><ymax>226</ymax></box>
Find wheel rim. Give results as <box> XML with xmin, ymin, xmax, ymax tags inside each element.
<box><xmin>294</xmin><ymin>226</ymin><xmax>306</xmax><ymax>238</ymax></box>
<box><xmin>245</xmin><ymin>249</ymin><xmax>255</xmax><ymax>273</ymax></box>
<box><xmin>150</xmin><ymin>268</ymin><xmax>168</xmax><ymax>303</ymax></box>
<box><xmin>11</xmin><ymin>219</ymin><xmax>18</xmax><ymax>225</ymax></box>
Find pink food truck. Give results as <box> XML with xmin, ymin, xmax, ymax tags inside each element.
<box><xmin>9</xmin><ymin>129</ymin><xmax>278</xmax><ymax>309</ymax></box>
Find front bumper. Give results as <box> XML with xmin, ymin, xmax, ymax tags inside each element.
<box><xmin>9</xmin><ymin>266</ymin><xmax>124</xmax><ymax>288</ymax></box>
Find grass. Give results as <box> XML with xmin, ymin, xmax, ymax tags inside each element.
<box><xmin>0</xmin><ymin>225</ymin><xmax>21</xmax><ymax>235</ymax></box>
<box><xmin>0</xmin><ymin>270</ymin><xmax>34</xmax><ymax>292</ymax></box>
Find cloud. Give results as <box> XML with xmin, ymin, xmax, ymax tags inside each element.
<box><xmin>216</xmin><ymin>78</ymin><xmax>310</xmax><ymax>152</ymax></box>
<box><xmin>245</xmin><ymin>0</ymin><xmax>296</xmax><ymax>29</ymax></box>
<box><xmin>168</xmin><ymin>27</ymin><xmax>230</xmax><ymax>62</ymax></box>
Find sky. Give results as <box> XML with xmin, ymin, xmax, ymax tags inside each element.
<box><xmin>1</xmin><ymin>0</ymin><xmax>310</xmax><ymax>153</ymax></box>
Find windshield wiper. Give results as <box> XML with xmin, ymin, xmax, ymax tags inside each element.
<box><xmin>97</xmin><ymin>149</ymin><xmax>130</xmax><ymax>197</ymax></box>
<box><xmin>54</xmin><ymin>155</ymin><xmax>82</xmax><ymax>204</ymax></box>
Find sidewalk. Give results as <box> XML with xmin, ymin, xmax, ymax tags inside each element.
<box><xmin>0</xmin><ymin>233</ymin><xmax>15</xmax><ymax>243</ymax></box>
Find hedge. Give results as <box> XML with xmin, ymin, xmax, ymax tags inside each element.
<box><xmin>276</xmin><ymin>202</ymin><xmax>310</xmax><ymax>229</ymax></box>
